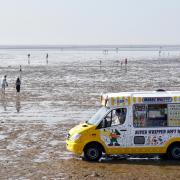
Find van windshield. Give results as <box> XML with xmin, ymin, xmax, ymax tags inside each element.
<box><xmin>87</xmin><ymin>107</ymin><xmax>109</xmax><ymax>125</ymax></box>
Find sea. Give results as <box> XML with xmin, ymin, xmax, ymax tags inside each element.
<box><xmin>0</xmin><ymin>48</ymin><xmax>179</xmax><ymax>66</ymax></box>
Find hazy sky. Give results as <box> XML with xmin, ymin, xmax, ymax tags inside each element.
<box><xmin>0</xmin><ymin>0</ymin><xmax>180</xmax><ymax>45</ymax></box>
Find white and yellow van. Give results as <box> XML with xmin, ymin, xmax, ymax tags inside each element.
<box><xmin>66</xmin><ymin>90</ymin><xmax>180</xmax><ymax>161</ymax></box>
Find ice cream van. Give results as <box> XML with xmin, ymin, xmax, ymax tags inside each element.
<box><xmin>66</xmin><ymin>90</ymin><xmax>180</xmax><ymax>161</ymax></box>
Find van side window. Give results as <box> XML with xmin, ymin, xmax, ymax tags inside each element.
<box><xmin>102</xmin><ymin>108</ymin><xmax>127</xmax><ymax>128</ymax></box>
<box><xmin>147</xmin><ymin>104</ymin><xmax>167</xmax><ymax>127</ymax></box>
<box><xmin>133</xmin><ymin>104</ymin><xmax>168</xmax><ymax>127</ymax></box>
<box><xmin>112</xmin><ymin>108</ymin><xmax>127</xmax><ymax>126</ymax></box>
<box><xmin>133</xmin><ymin>104</ymin><xmax>146</xmax><ymax>127</ymax></box>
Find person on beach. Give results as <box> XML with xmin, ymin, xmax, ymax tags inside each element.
<box><xmin>115</xmin><ymin>108</ymin><xmax>126</xmax><ymax>125</ymax></box>
<box><xmin>124</xmin><ymin>58</ymin><xmax>128</xmax><ymax>72</ymax></box>
<box><xmin>1</xmin><ymin>75</ymin><xmax>8</xmax><ymax>94</ymax></box>
<box><xmin>99</xmin><ymin>60</ymin><xmax>102</xmax><ymax>66</ymax></box>
<box><xmin>28</xmin><ymin>54</ymin><xmax>30</xmax><ymax>64</ymax></box>
<box><xmin>15</xmin><ymin>77</ymin><xmax>21</xmax><ymax>93</ymax></box>
<box><xmin>20</xmin><ymin>65</ymin><xmax>22</xmax><ymax>72</ymax></box>
<box><xmin>125</xmin><ymin>58</ymin><xmax>127</xmax><ymax>66</ymax></box>
<box><xmin>46</xmin><ymin>53</ymin><xmax>49</xmax><ymax>64</ymax></box>
<box><xmin>99</xmin><ymin>60</ymin><xmax>102</xmax><ymax>70</ymax></box>
<box><xmin>19</xmin><ymin>65</ymin><xmax>22</xmax><ymax>80</ymax></box>
<box><xmin>116</xmin><ymin>60</ymin><xmax>119</xmax><ymax>66</ymax></box>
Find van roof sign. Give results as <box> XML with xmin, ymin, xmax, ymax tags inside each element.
<box><xmin>142</xmin><ymin>97</ymin><xmax>172</xmax><ymax>103</ymax></box>
<box><xmin>100</xmin><ymin>91</ymin><xmax>180</xmax><ymax>107</ymax></box>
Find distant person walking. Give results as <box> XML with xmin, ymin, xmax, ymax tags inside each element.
<box><xmin>99</xmin><ymin>60</ymin><xmax>102</xmax><ymax>70</ymax></box>
<box><xmin>1</xmin><ymin>75</ymin><xmax>8</xmax><ymax>94</ymax></box>
<box><xmin>124</xmin><ymin>58</ymin><xmax>128</xmax><ymax>72</ymax></box>
<box><xmin>20</xmin><ymin>65</ymin><xmax>22</xmax><ymax>72</ymax></box>
<box><xmin>46</xmin><ymin>53</ymin><xmax>49</xmax><ymax>64</ymax></box>
<box><xmin>125</xmin><ymin>58</ymin><xmax>127</xmax><ymax>66</ymax></box>
<box><xmin>15</xmin><ymin>77</ymin><xmax>21</xmax><ymax>93</ymax></box>
<box><xmin>28</xmin><ymin>54</ymin><xmax>30</xmax><ymax>64</ymax></box>
<box><xmin>19</xmin><ymin>65</ymin><xmax>22</xmax><ymax>79</ymax></box>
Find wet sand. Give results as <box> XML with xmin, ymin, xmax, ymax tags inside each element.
<box><xmin>0</xmin><ymin>57</ymin><xmax>180</xmax><ymax>179</ymax></box>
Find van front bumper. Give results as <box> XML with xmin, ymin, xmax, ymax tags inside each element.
<box><xmin>66</xmin><ymin>140</ymin><xmax>83</xmax><ymax>155</ymax></box>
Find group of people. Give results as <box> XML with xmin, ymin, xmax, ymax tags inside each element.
<box><xmin>27</xmin><ymin>53</ymin><xmax>49</xmax><ymax>65</ymax></box>
<box><xmin>1</xmin><ymin>74</ymin><xmax>21</xmax><ymax>94</ymax></box>
<box><xmin>120</xmin><ymin>58</ymin><xmax>128</xmax><ymax>67</ymax></box>
<box><xmin>99</xmin><ymin>58</ymin><xmax>128</xmax><ymax>68</ymax></box>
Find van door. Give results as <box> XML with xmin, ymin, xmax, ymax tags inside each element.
<box><xmin>99</xmin><ymin>108</ymin><xmax>129</xmax><ymax>148</ymax></box>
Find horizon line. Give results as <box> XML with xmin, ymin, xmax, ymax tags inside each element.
<box><xmin>0</xmin><ymin>44</ymin><xmax>180</xmax><ymax>51</ymax></box>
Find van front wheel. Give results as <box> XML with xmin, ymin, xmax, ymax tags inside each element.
<box><xmin>168</xmin><ymin>144</ymin><xmax>180</xmax><ymax>160</ymax></box>
<box><xmin>84</xmin><ymin>144</ymin><xmax>102</xmax><ymax>161</ymax></box>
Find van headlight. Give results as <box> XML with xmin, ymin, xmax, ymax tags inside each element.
<box><xmin>70</xmin><ymin>133</ymin><xmax>81</xmax><ymax>142</ymax></box>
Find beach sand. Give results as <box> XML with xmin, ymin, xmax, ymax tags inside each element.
<box><xmin>0</xmin><ymin>57</ymin><xmax>180</xmax><ymax>179</ymax></box>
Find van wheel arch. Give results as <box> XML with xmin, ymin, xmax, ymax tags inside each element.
<box><xmin>167</xmin><ymin>142</ymin><xmax>180</xmax><ymax>160</ymax></box>
<box><xmin>83</xmin><ymin>141</ymin><xmax>105</xmax><ymax>161</ymax></box>
<box><xmin>84</xmin><ymin>141</ymin><xmax>105</xmax><ymax>153</ymax></box>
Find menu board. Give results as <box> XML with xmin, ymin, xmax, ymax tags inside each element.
<box><xmin>168</xmin><ymin>104</ymin><xmax>180</xmax><ymax>126</ymax></box>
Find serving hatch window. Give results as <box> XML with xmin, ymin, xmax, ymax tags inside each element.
<box><xmin>147</xmin><ymin>104</ymin><xmax>168</xmax><ymax>127</ymax></box>
<box><xmin>133</xmin><ymin>104</ymin><xmax>168</xmax><ymax>127</ymax></box>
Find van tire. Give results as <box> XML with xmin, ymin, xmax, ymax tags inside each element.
<box><xmin>84</xmin><ymin>144</ymin><xmax>102</xmax><ymax>161</ymax></box>
<box><xmin>168</xmin><ymin>144</ymin><xmax>180</xmax><ymax>160</ymax></box>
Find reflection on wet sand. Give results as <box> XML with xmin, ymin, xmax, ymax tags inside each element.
<box><xmin>15</xmin><ymin>94</ymin><xmax>21</xmax><ymax>113</ymax></box>
<box><xmin>1</xmin><ymin>92</ymin><xmax>7</xmax><ymax>111</ymax></box>
<box><xmin>1</xmin><ymin>92</ymin><xmax>21</xmax><ymax>113</ymax></box>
